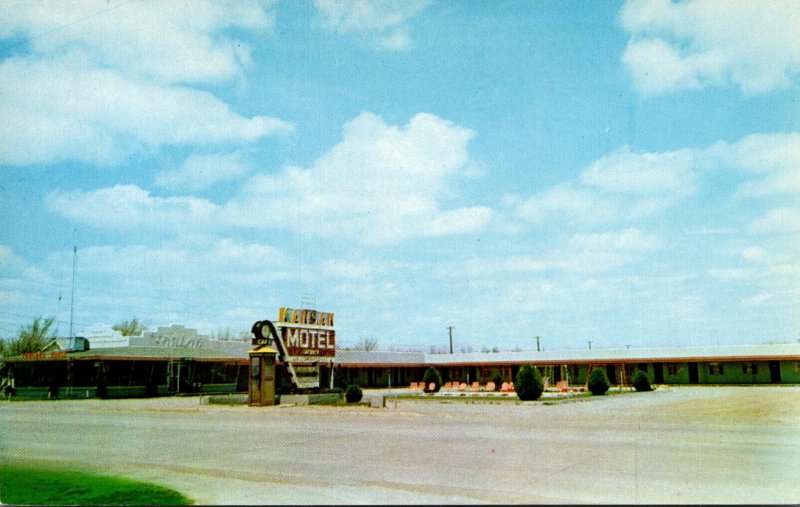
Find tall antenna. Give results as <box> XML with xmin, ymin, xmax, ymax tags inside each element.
<box><xmin>69</xmin><ymin>244</ymin><xmax>77</xmax><ymax>338</ymax></box>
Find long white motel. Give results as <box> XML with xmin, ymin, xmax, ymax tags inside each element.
<box><xmin>2</xmin><ymin>308</ymin><xmax>799</xmax><ymax>401</ymax></box>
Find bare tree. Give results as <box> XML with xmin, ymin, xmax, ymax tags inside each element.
<box><xmin>354</xmin><ymin>337</ymin><xmax>379</xmax><ymax>351</ymax></box>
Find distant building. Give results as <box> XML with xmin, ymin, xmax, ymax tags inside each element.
<box><xmin>82</xmin><ymin>324</ymin><xmax>130</xmax><ymax>349</ymax></box>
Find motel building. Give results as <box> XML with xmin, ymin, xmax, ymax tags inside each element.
<box><xmin>2</xmin><ymin>312</ymin><xmax>800</xmax><ymax>400</ymax></box>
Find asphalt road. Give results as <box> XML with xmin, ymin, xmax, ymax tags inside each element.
<box><xmin>1</xmin><ymin>386</ymin><xmax>798</xmax><ymax>504</ymax></box>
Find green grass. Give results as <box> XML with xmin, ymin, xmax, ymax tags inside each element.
<box><xmin>0</xmin><ymin>464</ymin><xmax>193</xmax><ymax>506</ymax></box>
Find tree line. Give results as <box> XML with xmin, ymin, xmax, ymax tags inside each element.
<box><xmin>0</xmin><ymin>316</ymin><xmax>146</xmax><ymax>357</ymax></box>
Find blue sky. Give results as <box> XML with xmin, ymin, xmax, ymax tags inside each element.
<box><xmin>1</xmin><ymin>0</ymin><xmax>798</xmax><ymax>351</ymax></box>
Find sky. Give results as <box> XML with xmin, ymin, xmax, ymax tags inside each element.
<box><xmin>1</xmin><ymin>0</ymin><xmax>798</xmax><ymax>352</ymax></box>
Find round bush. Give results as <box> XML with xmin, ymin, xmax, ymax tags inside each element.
<box><xmin>492</xmin><ymin>374</ymin><xmax>504</xmax><ymax>391</ymax></box>
<box><xmin>345</xmin><ymin>384</ymin><xmax>363</xmax><ymax>403</ymax></box>
<box><xmin>588</xmin><ymin>368</ymin><xmax>610</xmax><ymax>395</ymax></box>
<box><xmin>515</xmin><ymin>364</ymin><xmax>544</xmax><ymax>401</ymax></box>
<box><xmin>632</xmin><ymin>370</ymin><xmax>652</xmax><ymax>392</ymax></box>
<box><xmin>422</xmin><ymin>367</ymin><xmax>442</xmax><ymax>393</ymax></box>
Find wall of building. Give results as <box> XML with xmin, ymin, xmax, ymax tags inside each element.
<box><xmin>780</xmin><ymin>360</ymin><xmax>800</xmax><ymax>383</ymax></box>
<box><xmin>333</xmin><ymin>359</ymin><xmax>800</xmax><ymax>388</ymax></box>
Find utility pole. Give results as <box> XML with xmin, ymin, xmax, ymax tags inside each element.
<box><xmin>69</xmin><ymin>244</ymin><xmax>77</xmax><ymax>339</ymax></box>
<box><xmin>587</xmin><ymin>340</ymin><xmax>592</xmax><ymax>350</ymax></box>
<box><xmin>448</xmin><ymin>326</ymin><xmax>454</xmax><ymax>354</ymax></box>
<box><xmin>536</xmin><ymin>336</ymin><xmax>541</xmax><ymax>352</ymax></box>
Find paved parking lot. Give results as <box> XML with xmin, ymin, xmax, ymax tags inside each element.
<box><xmin>2</xmin><ymin>386</ymin><xmax>798</xmax><ymax>504</ymax></box>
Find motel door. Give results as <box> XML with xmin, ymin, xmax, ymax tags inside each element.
<box><xmin>768</xmin><ymin>361</ymin><xmax>782</xmax><ymax>383</ymax></box>
<box><xmin>687</xmin><ymin>362</ymin><xmax>699</xmax><ymax>383</ymax></box>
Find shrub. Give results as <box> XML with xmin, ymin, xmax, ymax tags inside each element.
<box><xmin>344</xmin><ymin>384</ymin><xmax>363</xmax><ymax>403</ymax></box>
<box><xmin>492</xmin><ymin>374</ymin><xmax>504</xmax><ymax>391</ymax></box>
<box><xmin>422</xmin><ymin>367</ymin><xmax>442</xmax><ymax>392</ymax></box>
<box><xmin>515</xmin><ymin>364</ymin><xmax>544</xmax><ymax>401</ymax></box>
<box><xmin>588</xmin><ymin>368</ymin><xmax>610</xmax><ymax>395</ymax></box>
<box><xmin>632</xmin><ymin>370</ymin><xmax>652</xmax><ymax>392</ymax></box>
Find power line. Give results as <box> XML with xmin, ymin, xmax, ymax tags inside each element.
<box><xmin>1</xmin><ymin>0</ymin><xmax>140</xmax><ymax>53</ymax></box>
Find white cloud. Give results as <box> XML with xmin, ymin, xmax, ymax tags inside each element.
<box><xmin>0</xmin><ymin>2</ymin><xmax>291</xmax><ymax>166</ymax></box>
<box><xmin>514</xmin><ymin>148</ymin><xmax>697</xmax><ymax>228</ymax></box>
<box><xmin>0</xmin><ymin>1</ymin><xmax>275</xmax><ymax>84</ymax></box>
<box><xmin>0</xmin><ymin>56</ymin><xmax>293</xmax><ymax>166</ymax></box>
<box><xmin>1</xmin><ymin>56</ymin><xmax>293</xmax><ymax>166</ymax></box>
<box><xmin>514</xmin><ymin>132</ymin><xmax>799</xmax><ymax>231</ymax></box>
<box><xmin>462</xmin><ymin>228</ymin><xmax>662</xmax><ymax>277</ymax></box>
<box><xmin>513</xmin><ymin>183</ymin><xmax>618</xmax><ymax>227</ymax></box>
<box><xmin>567</xmin><ymin>228</ymin><xmax>661</xmax><ymax>252</ymax></box>
<box><xmin>748</xmin><ymin>207</ymin><xmax>800</xmax><ymax>234</ymax></box>
<box><xmin>47</xmin><ymin>238</ymin><xmax>288</xmax><ymax>291</ymax></box>
<box><xmin>45</xmin><ymin>111</ymin><xmax>492</xmax><ymax>244</ymax></box>
<box><xmin>223</xmin><ymin>111</ymin><xmax>492</xmax><ymax>244</ymax></box>
<box><xmin>46</xmin><ymin>185</ymin><xmax>219</xmax><ymax>231</ymax></box>
<box><xmin>741</xmin><ymin>246</ymin><xmax>768</xmax><ymax>262</ymax></box>
<box><xmin>0</xmin><ymin>245</ymin><xmax>26</xmax><ymax>273</ymax></box>
<box><xmin>580</xmin><ymin>146</ymin><xmax>698</xmax><ymax>196</ymax></box>
<box><xmin>717</xmin><ymin>132</ymin><xmax>800</xmax><ymax>199</ymax></box>
<box><xmin>155</xmin><ymin>151</ymin><xmax>254</xmax><ymax>191</ymax></box>
<box><xmin>740</xmin><ymin>292</ymin><xmax>773</xmax><ymax>308</ymax></box>
<box><xmin>315</xmin><ymin>0</ymin><xmax>431</xmax><ymax>51</ymax></box>
<box><xmin>620</xmin><ymin>0</ymin><xmax>800</xmax><ymax>96</ymax></box>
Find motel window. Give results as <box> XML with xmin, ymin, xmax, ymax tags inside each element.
<box><xmin>741</xmin><ymin>362</ymin><xmax>758</xmax><ymax>375</ymax></box>
<box><xmin>667</xmin><ymin>364</ymin><xmax>678</xmax><ymax>375</ymax></box>
<box><xmin>708</xmin><ymin>362</ymin><xmax>724</xmax><ymax>375</ymax></box>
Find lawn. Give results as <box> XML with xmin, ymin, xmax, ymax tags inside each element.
<box><xmin>0</xmin><ymin>464</ymin><xmax>193</xmax><ymax>505</ymax></box>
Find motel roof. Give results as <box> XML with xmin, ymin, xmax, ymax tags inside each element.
<box><xmin>335</xmin><ymin>343</ymin><xmax>800</xmax><ymax>367</ymax></box>
<box><xmin>3</xmin><ymin>342</ymin><xmax>799</xmax><ymax>366</ymax></box>
<box><xmin>2</xmin><ymin>346</ymin><xmax>250</xmax><ymax>363</ymax></box>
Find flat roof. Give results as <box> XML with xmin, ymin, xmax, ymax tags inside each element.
<box><xmin>3</xmin><ymin>346</ymin><xmax>249</xmax><ymax>363</ymax></box>
<box><xmin>4</xmin><ymin>342</ymin><xmax>799</xmax><ymax>366</ymax></box>
<box><xmin>336</xmin><ymin>343</ymin><xmax>800</xmax><ymax>367</ymax></box>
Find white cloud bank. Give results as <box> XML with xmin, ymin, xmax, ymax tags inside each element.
<box><xmin>224</xmin><ymin>111</ymin><xmax>494</xmax><ymax>244</ymax></box>
<box><xmin>0</xmin><ymin>0</ymin><xmax>275</xmax><ymax>84</ymax></box>
<box><xmin>0</xmin><ymin>1</ymin><xmax>291</xmax><ymax>166</ymax></box>
<box><xmin>48</xmin><ymin>112</ymin><xmax>494</xmax><ymax>245</ymax></box>
<box><xmin>514</xmin><ymin>132</ymin><xmax>800</xmax><ymax>230</ymax></box>
<box><xmin>620</xmin><ymin>0</ymin><xmax>800</xmax><ymax>96</ymax></box>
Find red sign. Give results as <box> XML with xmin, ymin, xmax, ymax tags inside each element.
<box><xmin>21</xmin><ymin>351</ymin><xmax>67</xmax><ymax>360</ymax></box>
<box><xmin>281</xmin><ymin>326</ymin><xmax>336</xmax><ymax>357</ymax></box>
